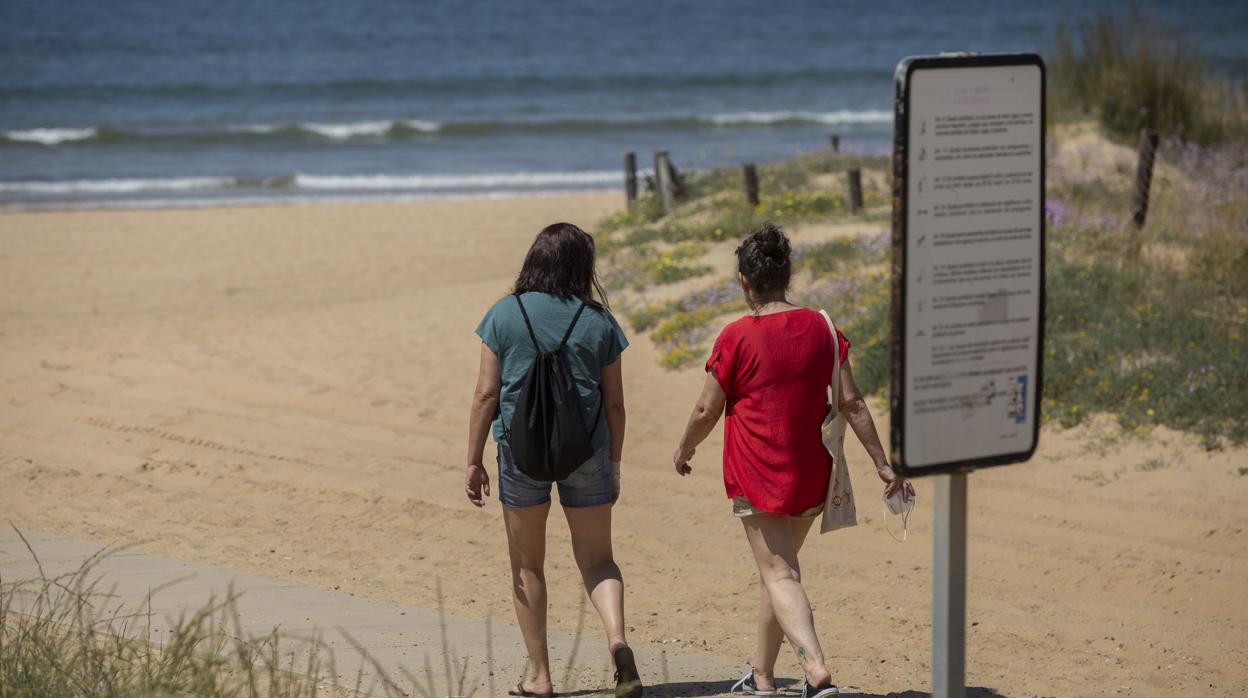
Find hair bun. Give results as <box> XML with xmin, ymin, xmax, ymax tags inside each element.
<box><xmin>734</xmin><ymin>223</ymin><xmax>794</xmax><ymax>298</ymax></box>
<box><xmin>757</xmin><ymin>222</ymin><xmax>791</xmax><ymax>260</ymax></box>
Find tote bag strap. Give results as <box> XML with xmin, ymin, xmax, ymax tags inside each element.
<box><xmin>818</xmin><ymin>309</ymin><xmax>842</xmax><ymax>412</ymax></box>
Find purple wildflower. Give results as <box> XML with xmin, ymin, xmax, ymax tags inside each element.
<box><xmin>1045</xmin><ymin>200</ymin><xmax>1067</xmax><ymax>225</ymax></box>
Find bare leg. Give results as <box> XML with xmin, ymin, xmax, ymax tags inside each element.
<box><xmin>563</xmin><ymin>503</ymin><xmax>627</xmax><ymax>659</ymax></box>
<box><xmin>741</xmin><ymin>513</ymin><xmax>832</xmax><ymax>688</ymax></box>
<box><xmin>504</xmin><ymin>501</ymin><xmax>554</xmax><ymax>695</ymax></box>
<box><xmin>752</xmin><ymin>516</ymin><xmax>817</xmax><ymax>691</ymax></box>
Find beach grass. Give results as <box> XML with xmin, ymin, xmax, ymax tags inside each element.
<box><xmin>1050</xmin><ymin>6</ymin><xmax>1248</xmax><ymax>145</ymax></box>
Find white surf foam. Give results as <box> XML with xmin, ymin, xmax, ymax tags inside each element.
<box><xmin>0</xmin><ymin>188</ymin><xmax>619</xmax><ymax>213</ymax></box>
<box><xmin>299</xmin><ymin>121</ymin><xmax>394</xmax><ymax>139</ymax></box>
<box><xmin>0</xmin><ymin>171</ymin><xmax>619</xmax><ymax>196</ymax></box>
<box><xmin>398</xmin><ymin>119</ymin><xmax>441</xmax><ymax>132</ymax></box>
<box><xmin>705</xmin><ymin>110</ymin><xmax>892</xmax><ymax>126</ymax></box>
<box><xmin>299</xmin><ymin>119</ymin><xmax>442</xmax><ymax>138</ymax></box>
<box><xmin>0</xmin><ymin>176</ymin><xmax>233</xmax><ymax>194</ymax></box>
<box><xmin>293</xmin><ymin>170</ymin><xmax>619</xmax><ymax>190</ymax></box>
<box><xmin>232</xmin><ymin>123</ymin><xmax>282</xmax><ymax>134</ymax></box>
<box><xmin>5</xmin><ymin>127</ymin><xmax>99</xmax><ymax>145</ymax></box>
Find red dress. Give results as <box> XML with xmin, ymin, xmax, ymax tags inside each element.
<box><xmin>706</xmin><ymin>308</ymin><xmax>850</xmax><ymax>515</ymax></box>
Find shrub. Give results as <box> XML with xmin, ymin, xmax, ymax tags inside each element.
<box><xmin>1051</xmin><ymin>7</ymin><xmax>1248</xmax><ymax>145</ymax></box>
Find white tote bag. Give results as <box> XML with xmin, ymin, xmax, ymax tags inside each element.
<box><xmin>818</xmin><ymin>310</ymin><xmax>857</xmax><ymax>534</ymax></box>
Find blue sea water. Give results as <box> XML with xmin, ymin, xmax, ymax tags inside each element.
<box><xmin>1</xmin><ymin>0</ymin><xmax>1245</xmax><ymax>209</ymax></box>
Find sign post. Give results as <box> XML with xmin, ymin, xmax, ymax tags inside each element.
<box><xmin>932</xmin><ymin>473</ymin><xmax>968</xmax><ymax>697</ymax></box>
<box><xmin>890</xmin><ymin>53</ymin><xmax>1046</xmax><ymax>698</ymax></box>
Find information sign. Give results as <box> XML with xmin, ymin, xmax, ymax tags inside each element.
<box><xmin>890</xmin><ymin>53</ymin><xmax>1046</xmax><ymax>476</ymax></box>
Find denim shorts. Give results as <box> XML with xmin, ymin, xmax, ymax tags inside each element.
<box><xmin>497</xmin><ymin>443</ymin><xmax>614</xmax><ymax>508</ymax></box>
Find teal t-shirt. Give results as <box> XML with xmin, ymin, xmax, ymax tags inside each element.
<box><xmin>475</xmin><ymin>292</ymin><xmax>629</xmax><ymax>451</ymax></box>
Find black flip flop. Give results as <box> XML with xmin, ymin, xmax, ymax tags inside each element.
<box><xmin>613</xmin><ymin>645</ymin><xmax>644</xmax><ymax>698</ymax></box>
<box><xmin>509</xmin><ymin>681</ymin><xmax>555</xmax><ymax>698</ymax></box>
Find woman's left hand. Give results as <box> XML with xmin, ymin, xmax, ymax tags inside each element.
<box><xmin>877</xmin><ymin>461</ymin><xmax>915</xmax><ymax>501</ymax></box>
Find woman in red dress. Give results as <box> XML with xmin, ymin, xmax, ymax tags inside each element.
<box><xmin>672</xmin><ymin>223</ymin><xmax>912</xmax><ymax>698</ymax></box>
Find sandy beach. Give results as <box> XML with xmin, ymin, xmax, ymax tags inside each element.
<box><xmin>2</xmin><ymin>193</ymin><xmax>1246</xmax><ymax>696</ymax></box>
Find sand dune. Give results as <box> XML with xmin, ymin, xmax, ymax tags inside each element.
<box><xmin>2</xmin><ymin>194</ymin><xmax>1246</xmax><ymax>696</ymax></box>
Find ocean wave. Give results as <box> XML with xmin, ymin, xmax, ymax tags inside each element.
<box><xmin>0</xmin><ymin>176</ymin><xmax>234</xmax><ymax>194</ymax></box>
<box><xmin>300</xmin><ymin>120</ymin><xmax>392</xmax><ymax>139</ymax></box>
<box><xmin>298</xmin><ymin>119</ymin><xmax>440</xmax><ymax>139</ymax></box>
<box><xmin>230</xmin><ymin>124</ymin><xmax>282</xmax><ymax>134</ymax></box>
<box><xmin>0</xmin><ymin>189</ymin><xmax>618</xmax><ymax>213</ymax></box>
<box><xmin>1</xmin><ymin>120</ymin><xmax>445</xmax><ymax>147</ymax></box>
<box><xmin>293</xmin><ymin>171</ymin><xmax>619</xmax><ymax>190</ymax></box>
<box><xmin>0</xmin><ymin>170</ymin><xmax>620</xmax><ymax>197</ymax></box>
<box><xmin>2</xmin><ymin>127</ymin><xmax>100</xmax><ymax>145</ymax></box>
<box><xmin>703</xmin><ymin>110</ymin><xmax>893</xmax><ymax>126</ymax></box>
<box><xmin>0</xmin><ymin>110</ymin><xmax>889</xmax><ymax>148</ymax></box>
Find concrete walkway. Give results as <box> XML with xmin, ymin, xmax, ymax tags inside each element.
<box><xmin>1</xmin><ymin>526</ymin><xmax>751</xmax><ymax>697</ymax></box>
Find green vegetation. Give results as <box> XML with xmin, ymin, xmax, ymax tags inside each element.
<box><xmin>604</xmin><ymin>151</ymin><xmax>893</xmax><ymax>371</ymax></box>
<box><xmin>618</xmin><ymin>231</ymin><xmax>896</xmax><ymax>382</ymax></box>
<box><xmin>683</xmin><ymin>151</ymin><xmax>889</xmax><ymax>201</ymax></box>
<box><xmin>1042</xmin><ymin>130</ymin><xmax>1247</xmax><ymax>448</ymax></box>
<box><xmin>1050</xmin><ymin>7</ymin><xmax>1248</xmax><ymax>145</ymax></box>
<box><xmin>626</xmin><ymin>280</ymin><xmax>748</xmax><ymax>369</ymax></box>
<box><xmin>602</xmin><ymin>242</ymin><xmax>712</xmax><ymax>291</ymax></box>
<box><xmin>600</xmin><ymin>153</ymin><xmax>888</xmax><ymax>250</ymax></box>
<box><xmin>598</xmin><ymin>131</ymin><xmax>1246</xmax><ymax>448</ymax></box>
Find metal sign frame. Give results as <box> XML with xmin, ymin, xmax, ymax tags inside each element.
<box><xmin>889</xmin><ymin>52</ymin><xmax>1047</xmax><ymax>478</ymax></box>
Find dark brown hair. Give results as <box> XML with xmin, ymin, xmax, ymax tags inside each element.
<box><xmin>514</xmin><ymin>222</ymin><xmax>609</xmax><ymax>308</ymax></box>
<box><xmin>735</xmin><ymin>222</ymin><xmax>792</xmax><ymax>297</ymax></box>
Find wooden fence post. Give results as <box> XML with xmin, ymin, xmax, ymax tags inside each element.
<box><xmin>655</xmin><ymin>150</ymin><xmax>675</xmax><ymax>214</ymax></box>
<box><xmin>624</xmin><ymin>152</ymin><xmax>638</xmax><ymax>208</ymax></box>
<box><xmin>1132</xmin><ymin>129</ymin><xmax>1160</xmax><ymax>228</ymax></box>
<box><xmin>742</xmin><ymin>163</ymin><xmax>759</xmax><ymax>206</ymax></box>
<box><xmin>847</xmin><ymin>167</ymin><xmax>864</xmax><ymax>214</ymax></box>
<box><xmin>830</xmin><ymin>134</ymin><xmax>841</xmax><ymax>153</ymax></box>
<box><xmin>666</xmin><ymin>157</ymin><xmax>687</xmax><ymax>200</ymax></box>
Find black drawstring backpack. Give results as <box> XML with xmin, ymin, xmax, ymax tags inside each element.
<box><xmin>506</xmin><ymin>295</ymin><xmax>602</xmax><ymax>482</ymax></box>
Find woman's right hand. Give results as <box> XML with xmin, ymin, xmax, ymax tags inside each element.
<box><xmin>465</xmin><ymin>463</ymin><xmax>491</xmax><ymax>507</ymax></box>
<box><xmin>673</xmin><ymin>445</ymin><xmax>695</xmax><ymax>476</ymax></box>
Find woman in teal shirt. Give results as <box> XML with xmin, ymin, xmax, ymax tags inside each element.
<box><xmin>465</xmin><ymin>222</ymin><xmax>641</xmax><ymax>698</ymax></box>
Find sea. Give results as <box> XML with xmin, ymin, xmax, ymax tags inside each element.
<box><xmin>2</xmin><ymin>0</ymin><xmax>1245</xmax><ymax>210</ymax></box>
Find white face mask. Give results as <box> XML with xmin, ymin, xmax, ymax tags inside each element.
<box><xmin>883</xmin><ymin>489</ymin><xmax>915</xmax><ymax>542</ymax></box>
